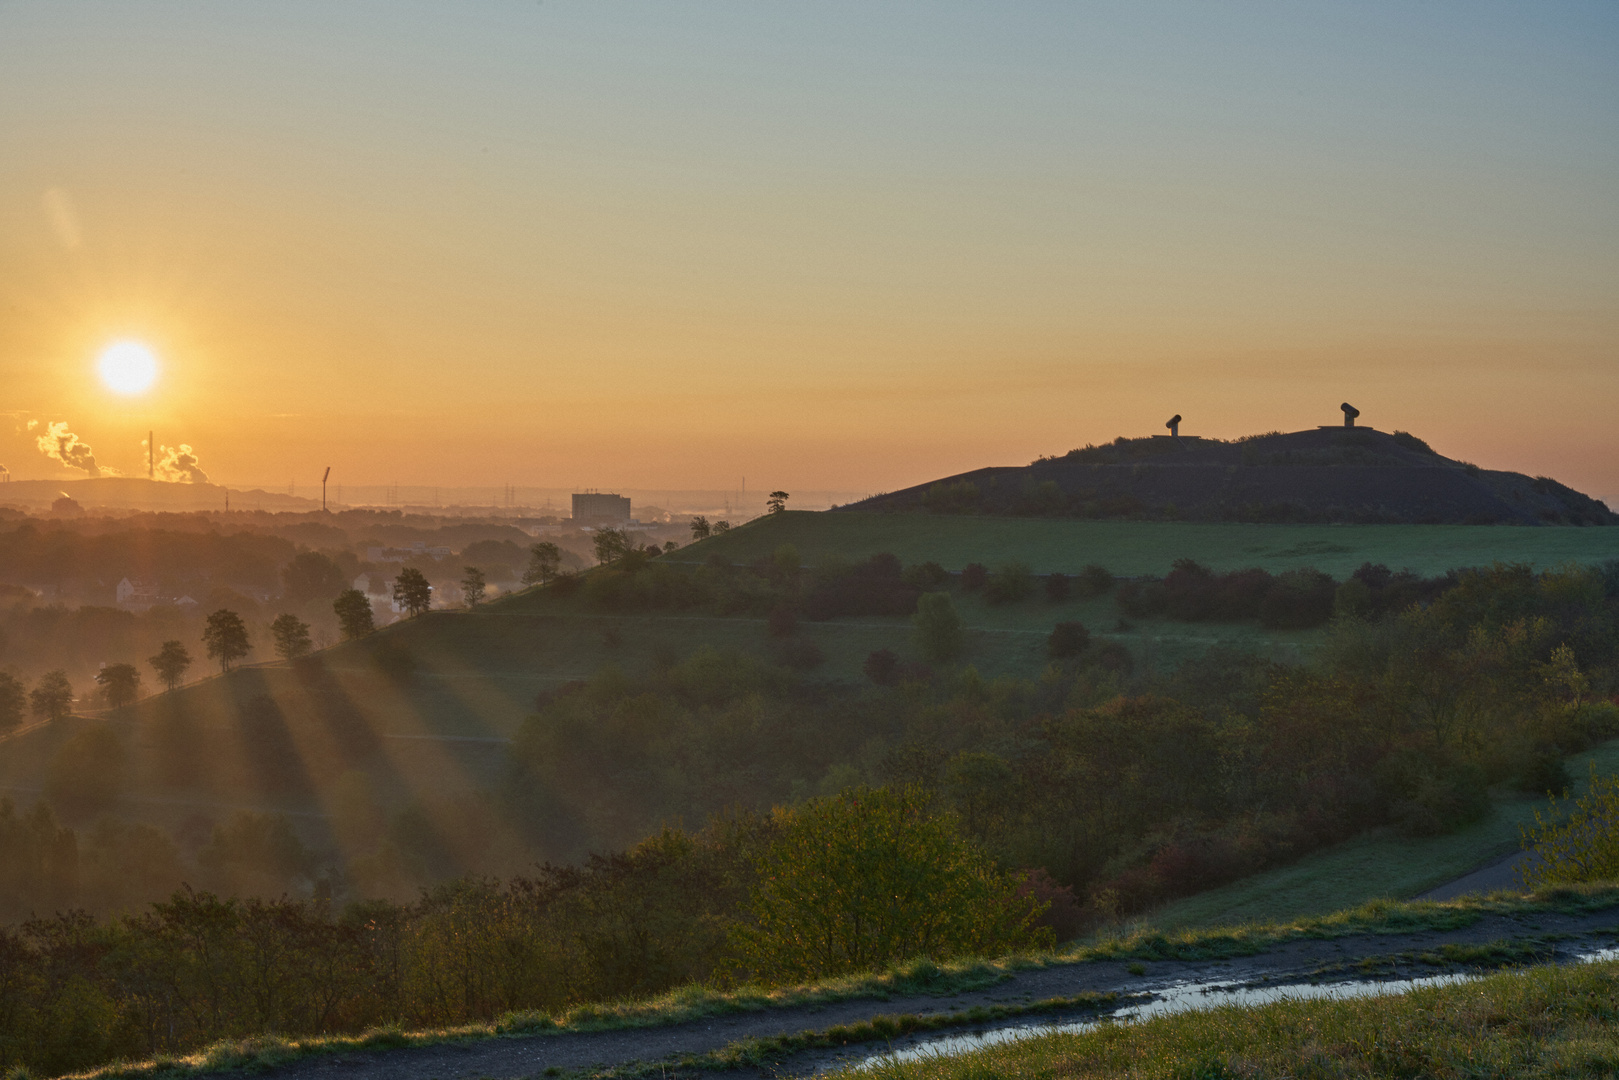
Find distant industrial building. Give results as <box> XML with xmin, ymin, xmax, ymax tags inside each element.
<box><xmin>572</xmin><ymin>492</ymin><xmax>631</xmax><ymax>525</ymax></box>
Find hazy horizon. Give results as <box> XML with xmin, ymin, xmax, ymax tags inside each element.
<box><xmin>3</xmin><ymin>2</ymin><xmax>1616</xmax><ymax>497</ymax></box>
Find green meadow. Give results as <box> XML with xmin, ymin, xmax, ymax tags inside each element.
<box><xmin>681</xmin><ymin>510</ymin><xmax>1619</xmax><ymax>577</ymax></box>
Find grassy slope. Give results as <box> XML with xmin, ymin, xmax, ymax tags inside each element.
<box><xmin>1145</xmin><ymin>739</ymin><xmax>1619</xmax><ymax>931</ymax></box>
<box><xmin>683</xmin><ymin>510</ymin><xmax>1619</xmax><ymax>577</ymax></box>
<box><xmin>10</xmin><ymin>510</ymin><xmax>1609</xmax><ymax>885</ymax></box>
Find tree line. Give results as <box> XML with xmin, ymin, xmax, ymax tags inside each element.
<box><xmin>0</xmin><ymin>788</ymin><xmax>1041</xmax><ymax>1077</ymax></box>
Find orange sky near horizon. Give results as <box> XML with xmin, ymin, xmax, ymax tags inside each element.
<box><xmin>3</xmin><ymin>3</ymin><xmax>1617</xmax><ymax>501</ymax></box>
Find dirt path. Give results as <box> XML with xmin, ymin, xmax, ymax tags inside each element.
<box><xmin>258</xmin><ymin>906</ymin><xmax>1619</xmax><ymax>1080</ymax></box>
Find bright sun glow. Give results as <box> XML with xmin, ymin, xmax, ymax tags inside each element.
<box><xmin>97</xmin><ymin>341</ymin><xmax>159</xmax><ymax>395</ymax></box>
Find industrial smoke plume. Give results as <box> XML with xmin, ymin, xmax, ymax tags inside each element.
<box><xmin>33</xmin><ymin>420</ymin><xmax>113</xmax><ymax>478</ymax></box>
<box><xmin>154</xmin><ymin>443</ymin><xmax>209</xmax><ymax>484</ymax></box>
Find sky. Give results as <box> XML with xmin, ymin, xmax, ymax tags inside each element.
<box><xmin>2</xmin><ymin>2</ymin><xmax>1616</xmax><ymax>498</ymax></box>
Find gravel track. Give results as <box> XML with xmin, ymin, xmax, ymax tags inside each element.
<box><xmin>255</xmin><ymin>906</ymin><xmax>1619</xmax><ymax>1080</ymax></box>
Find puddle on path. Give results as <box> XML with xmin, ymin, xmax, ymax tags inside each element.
<box><xmin>842</xmin><ymin>945</ymin><xmax>1618</xmax><ymax>1071</ymax></box>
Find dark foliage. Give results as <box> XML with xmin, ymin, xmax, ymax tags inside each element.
<box><xmin>802</xmin><ymin>553</ymin><xmax>920</xmax><ymax>620</ymax></box>
<box><xmin>1117</xmin><ymin>560</ymin><xmax>1337</xmax><ymax>629</ymax></box>
<box><xmin>862</xmin><ymin>648</ymin><xmax>900</xmax><ymax>685</ymax></box>
<box><xmin>1047</xmin><ymin>622</ymin><xmax>1090</xmax><ymax>659</ymax></box>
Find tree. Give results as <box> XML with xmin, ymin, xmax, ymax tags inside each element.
<box><xmin>394</xmin><ymin>567</ymin><xmax>433</xmax><ymax>617</ymax></box>
<box><xmin>202</xmin><ymin>609</ymin><xmax>252</xmax><ymax>672</ymax></box>
<box><xmin>713</xmin><ymin>520</ymin><xmax>732</xmax><ymax>534</ymax></box>
<box><xmin>767</xmin><ymin>491</ymin><xmax>789</xmax><ymax>514</ymax></box>
<box><xmin>735</xmin><ymin>786</ymin><xmax>1044</xmax><ymax>980</ymax></box>
<box><xmin>149</xmin><ymin>640</ymin><xmax>193</xmax><ymax>692</ymax></box>
<box><xmin>30</xmin><ymin>670</ymin><xmax>74</xmax><ymax>722</ymax></box>
<box><xmin>333</xmin><ymin>589</ymin><xmax>375</xmax><ymax>640</ymax></box>
<box><xmin>689</xmin><ymin>515</ymin><xmax>711</xmax><ymax>541</ymax></box>
<box><xmin>280</xmin><ymin>550</ymin><xmax>348</xmax><ymax>603</ymax></box>
<box><xmin>1047</xmin><ymin>621</ymin><xmax>1091</xmax><ymax>659</ymax></box>
<box><xmin>270</xmin><ymin>613</ymin><xmax>313</xmax><ymax>660</ymax></box>
<box><xmin>1519</xmin><ymin>763</ymin><xmax>1619</xmax><ymax>888</ymax></box>
<box><xmin>461</xmin><ymin>566</ymin><xmax>486</xmax><ymax>607</ymax></box>
<box><xmin>593</xmin><ymin>528</ymin><xmax>631</xmax><ymax>566</ymax></box>
<box><xmin>96</xmin><ymin>663</ymin><xmax>142</xmax><ymax>708</ymax></box>
<box><xmin>0</xmin><ymin>672</ymin><xmax>25</xmax><ymax>733</ymax></box>
<box><xmin>522</xmin><ymin>541</ymin><xmax>562</xmax><ymax>586</ymax></box>
<box><xmin>913</xmin><ymin>592</ymin><xmax>965</xmax><ymax>663</ymax></box>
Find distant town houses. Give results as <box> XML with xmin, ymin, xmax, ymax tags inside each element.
<box><xmin>366</xmin><ymin>541</ymin><xmax>452</xmax><ymax>563</ymax></box>
<box><xmin>115</xmin><ymin>577</ymin><xmax>198</xmax><ymax>613</ymax></box>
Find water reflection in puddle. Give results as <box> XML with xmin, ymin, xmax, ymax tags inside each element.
<box><xmin>846</xmin><ymin>945</ymin><xmax>1618</xmax><ymax>1070</ymax></box>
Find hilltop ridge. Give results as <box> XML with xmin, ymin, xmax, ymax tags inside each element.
<box><xmin>844</xmin><ymin>426</ymin><xmax>1615</xmax><ymax>526</ymax></box>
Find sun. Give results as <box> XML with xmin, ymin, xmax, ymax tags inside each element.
<box><xmin>97</xmin><ymin>341</ymin><xmax>159</xmax><ymax>395</ymax></box>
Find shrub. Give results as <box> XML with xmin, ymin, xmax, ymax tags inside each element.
<box><xmin>1516</xmin><ymin>752</ymin><xmax>1571</xmax><ymax>797</ymax></box>
<box><xmin>913</xmin><ymin>593</ymin><xmax>965</xmax><ymax>663</ymax></box>
<box><xmin>734</xmin><ymin>786</ymin><xmax>1048</xmax><ymax>980</ymax></box>
<box><xmin>985</xmin><ymin>562</ymin><xmax>1035</xmax><ymax>605</ymax></box>
<box><xmin>1089</xmin><ymin>641</ymin><xmax>1134</xmax><ymax>676</ymax></box>
<box><xmin>902</xmin><ymin>561</ymin><xmax>951</xmax><ymax>590</ymax></box>
<box><xmin>1044</xmin><ymin>572</ymin><xmax>1070</xmax><ymax>602</ymax></box>
<box><xmin>1259</xmin><ymin>568</ymin><xmax>1337</xmax><ymax>629</ymax></box>
<box><xmin>1376</xmin><ymin>751</ymin><xmax>1490</xmax><ymax>837</ymax></box>
<box><xmin>1047</xmin><ymin>622</ymin><xmax>1090</xmax><ymax>659</ymax></box>
<box><xmin>1520</xmin><ymin>763</ymin><xmax>1619</xmax><ymax>887</ymax></box>
<box><xmin>863</xmin><ymin>648</ymin><xmax>900</xmax><ymax>685</ymax></box>
<box><xmin>802</xmin><ymin>553</ymin><xmax>920</xmax><ymax>620</ymax></box>
<box><xmin>1075</xmin><ymin>564</ymin><xmax>1114</xmax><ymax>598</ymax></box>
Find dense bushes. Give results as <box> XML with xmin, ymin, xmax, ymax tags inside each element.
<box><xmin>801</xmin><ymin>553</ymin><xmax>920</xmax><ymax>619</ymax></box>
<box><xmin>1117</xmin><ymin>560</ymin><xmax>1339</xmax><ymax>629</ymax></box>
<box><xmin>737</xmin><ymin>787</ymin><xmax>1047</xmax><ymax>980</ymax></box>
<box><xmin>0</xmin><ymin>800</ymin><xmax>1037</xmax><ymax>1076</ymax></box>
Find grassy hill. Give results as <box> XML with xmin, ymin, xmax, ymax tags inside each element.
<box><xmin>843</xmin><ymin>426</ymin><xmax>1617</xmax><ymax>525</ymax></box>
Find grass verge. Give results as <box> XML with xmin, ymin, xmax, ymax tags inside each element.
<box><xmin>582</xmin><ymin>992</ymin><xmax>1130</xmax><ymax>1079</ymax></box>
<box><xmin>1146</xmin><ymin>738</ymin><xmax>1619</xmax><ymax>931</ymax></box>
<box><xmin>1073</xmin><ymin>882</ymin><xmax>1619</xmax><ymax>964</ymax></box>
<box><xmin>835</xmin><ymin>959</ymin><xmax>1619</xmax><ymax>1080</ymax></box>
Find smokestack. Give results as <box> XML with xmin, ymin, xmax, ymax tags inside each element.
<box><xmin>148</xmin><ymin>431</ymin><xmax>153</xmax><ymax>480</ymax></box>
<box><xmin>322</xmin><ymin>466</ymin><xmax>331</xmax><ymax>512</ymax></box>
